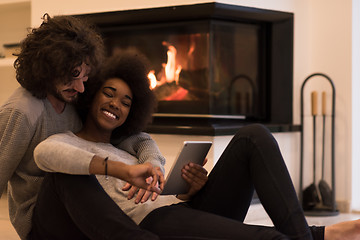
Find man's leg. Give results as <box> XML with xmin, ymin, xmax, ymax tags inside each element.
<box><xmin>30</xmin><ymin>173</ymin><xmax>159</xmax><ymax>240</ymax></box>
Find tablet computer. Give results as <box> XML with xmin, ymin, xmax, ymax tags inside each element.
<box><xmin>160</xmin><ymin>141</ymin><xmax>212</xmax><ymax>195</ymax></box>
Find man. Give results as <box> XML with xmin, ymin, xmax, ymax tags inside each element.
<box><xmin>0</xmin><ymin>14</ymin><xmax>162</xmax><ymax>240</ymax></box>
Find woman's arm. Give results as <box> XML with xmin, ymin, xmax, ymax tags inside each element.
<box><xmin>89</xmin><ymin>155</ymin><xmax>163</xmax><ymax>193</ymax></box>
<box><xmin>34</xmin><ymin>136</ymin><xmax>163</xmax><ymax>193</ymax></box>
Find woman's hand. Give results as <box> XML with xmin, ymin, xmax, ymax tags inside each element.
<box><xmin>122</xmin><ymin>179</ymin><xmax>160</xmax><ymax>204</ymax></box>
<box><xmin>124</xmin><ymin>162</ymin><xmax>164</xmax><ymax>195</ymax></box>
<box><xmin>177</xmin><ymin>159</ymin><xmax>208</xmax><ymax>201</ymax></box>
<box><xmin>89</xmin><ymin>156</ymin><xmax>164</xmax><ymax>198</ymax></box>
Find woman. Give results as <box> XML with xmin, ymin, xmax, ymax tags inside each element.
<box><xmin>34</xmin><ymin>51</ymin><xmax>360</xmax><ymax>240</ymax></box>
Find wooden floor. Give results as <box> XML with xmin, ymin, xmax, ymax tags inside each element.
<box><xmin>0</xmin><ymin>195</ymin><xmax>18</xmax><ymax>240</ymax></box>
<box><xmin>1</xmin><ymin>194</ymin><xmax>360</xmax><ymax>240</ymax></box>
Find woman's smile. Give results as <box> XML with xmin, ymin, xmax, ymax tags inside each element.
<box><xmin>102</xmin><ymin>109</ymin><xmax>119</xmax><ymax>120</ymax></box>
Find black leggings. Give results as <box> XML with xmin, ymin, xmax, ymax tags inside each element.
<box><xmin>139</xmin><ymin>124</ymin><xmax>320</xmax><ymax>240</ymax></box>
<box><xmin>29</xmin><ymin>124</ymin><xmax>323</xmax><ymax>240</ymax></box>
<box><xmin>29</xmin><ymin>173</ymin><xmax>159</xmax><ymax>240</ymax></box>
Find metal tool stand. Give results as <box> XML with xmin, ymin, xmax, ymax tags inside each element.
<box><xmin>299</xmin><ymin>73</ymin><xmax>338</xmax><ymax>216</ymax></box>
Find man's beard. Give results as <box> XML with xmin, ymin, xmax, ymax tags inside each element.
<box><xmin>48</xmin><ymin>85</ymin><xmax>79</xmax><ymax>104</ymax></box>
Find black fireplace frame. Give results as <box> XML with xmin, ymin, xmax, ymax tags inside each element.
<box><xmin>74</xmin><ymin>3</ymin><xmax>297</xmax><ymax>135</ymax></box>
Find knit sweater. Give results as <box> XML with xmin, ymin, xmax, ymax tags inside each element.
<box><xmin>0</xmin><ymin>87</ymin><xmax>166</xmax><ymax>239</ymax></box>
<box><xmin>0</xmin><ymin>87</ymin><xmax>82</xmax><ymax>239</ymax></box>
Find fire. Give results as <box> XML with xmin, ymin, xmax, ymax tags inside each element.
<box><xmin>163</xmin><ymin>43</ymin><xmax>182</xmax><ymax>84</ymax></box>
<box><xmin>148</xmin><ymin>70</ymin><xmax>157</xmax><ymax>89</ymax></box>
<box><xmin>148</xmin><ymin>41</ymin><xmax>182</xmax><ymax>89</ymax></box>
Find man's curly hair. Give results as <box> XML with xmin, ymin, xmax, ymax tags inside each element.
<box><xmin>14</xmin><ymin>14</ymin><xmax>105</xmax><ymax>99</ymax></box>
<box><xmin>77</xmin><ymin>49</ymin><xmax>157</xmax><ymax>139</ymax></box>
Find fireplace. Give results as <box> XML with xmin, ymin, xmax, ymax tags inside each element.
<box><xmin>75</xmin><ymin>3</ymin><xmax>295</xmax><ymax>135</ymax></box>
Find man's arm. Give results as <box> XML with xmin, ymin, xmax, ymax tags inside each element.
<box><xmin>0</xmin><ymin>108</ymin><xmax>34</xmax><ymax>196</ymax></box>
<box><xmin>35</xmin><ymin>132</ymin><xmax>166</xmax><ymax>175</ymax></box>
<box><xmin>34</xmin><ymin>137</ymin><xmax>95</xmax><ymax>174</ymax></box>
<box><xmin>113</xmin><ymin>132</ymin><xmax>166</xmax><ymax>173</ymax></box>
<box><xmin>113</xmin><ymin>132</ymin><xmax>167</xmax><ymax>203</ymax></box>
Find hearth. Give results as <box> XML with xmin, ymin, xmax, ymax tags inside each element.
<box><xmin>75</xmin><ymin>3</ymin><xmax>295</xmax><ymax>135</ymax></box>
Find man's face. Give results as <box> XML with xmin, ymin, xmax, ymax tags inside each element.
<box><xmin>52</xmin><ymin>62</ymin><xmax>91</xmax><ymax>103</ymax></box>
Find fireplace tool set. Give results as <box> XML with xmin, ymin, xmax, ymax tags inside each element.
<box><xmin>299</xmin><ymin>73</ymin><xmax>338</xmax><ymax>216</ymax></box>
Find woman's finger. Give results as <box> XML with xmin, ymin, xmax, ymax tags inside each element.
<box><xmin>135</xmin><ymin>188</ymin><xmax>149</xmax><ymax>204</ymax></box>
<box><xmin>183</xmin><ymin>163</ymin><xmax>208</xmax><ymax>180</ymax></box>
<box><xmin>122</xmin><ymin>182</ymin><xmax>132</xmax><ymax>191</ymax></box>
<box><xmin>127</xmin><ymin>185</ymin><xmax>139</xmax><ymax>200</ymax></box>
<box><xmin>151</xmin><ymin>192</ymin><xmax>159</xmax><ymax>201</ymax></box>
<box><xmin>202</xmin><ymin>158</ymin><xmax>208</xmax><ymax>166</ymax></box>
<box><xmin>182</xmin><ymin>166</ymin><xmax>208</xmax><ymax>185</ymax></box>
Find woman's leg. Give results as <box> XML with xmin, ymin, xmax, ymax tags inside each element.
<box><xmin>188</xmin><ymin>124</ymin><xmax>313</xmax><ymax>240</ymax></box>
<box><xmin>30</xmin><ymin>173</ymin><xmax>159</xmax><ymax>240</ymax></box>
<box><xmin>140</xmin><ymin>203</ymin><xmax>290</xmax><ymax>240</ymax></box>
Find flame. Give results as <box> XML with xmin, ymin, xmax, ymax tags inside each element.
<box><xmin>148</xmin><ymin>42</ymin><xmax>182</xmax><ymax>89</ymax></box>
<box><xmin>148</xmin><ymin>70</ymin><xmax>157</xmax><ymax>89</ymax></box>
<box><xmin>163</xmin><ymin>44</ymin><xmax>182</xmax><ymax>83</ymax></box>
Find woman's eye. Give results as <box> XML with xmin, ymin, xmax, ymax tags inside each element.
<box><xmin>103</xmin><ymin>91</ymin><xmax>112</xmax><ymax>97</ymax></box>
<box><xmin>122</xmin><ymin>101</ymin><xmax>131</xmax><ymax>107</ymax></box>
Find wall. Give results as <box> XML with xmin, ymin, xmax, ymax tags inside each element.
<box><xmin>352</xmin><ymin>0</ymin><xmax>360</xmax><ymax>211</ymax></box>
<box><xmin>0</xmin><ymin>1</ymin><xmax>29</xmax><ymax>104</ymax></box>
<box><xmin>29</xmin><ymin>0</ymin><xmax>355</xmax><ymax>211</ymax></box>
<box><xmin>308</xmin><ymin>1</ymin><xmax>353</xmax><ymax>211</ymax></box>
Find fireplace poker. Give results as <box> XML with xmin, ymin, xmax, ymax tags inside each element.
<box><xmin>318</xmin><ymin>91</ymin><xmax>334</xmax><ymax>208</ymax></box>
<box><xmin>302</xmin><ymin>91</ymin><xmax>320</xmax><ymax>210</ymax></box>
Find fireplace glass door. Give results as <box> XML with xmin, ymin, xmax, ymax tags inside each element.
<box><xmin>103</xmin><ymin>19</ymin><xmax>267</xmax><ymax>120</ymax></box>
